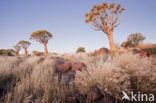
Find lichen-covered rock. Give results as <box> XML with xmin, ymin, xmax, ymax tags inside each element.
<box><xmin>56</xmin><ymin>62</ymin><xmax>86</xmax><ymax>85</ymax></box>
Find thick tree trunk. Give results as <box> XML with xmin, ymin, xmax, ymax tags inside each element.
<box><xmin>24</xmin><ymin>48</ymin><xmax>28</xmax><ymax>56</ymax></box>
<box><xmin>16</xmin><ymin>51</ymin><xmax>19</xmax><ymax>56</ymax></box>
<box><xmin>107</xmin><ymin>32</ymin><xmax>115</xmax><ymax>50</ymax></box>
<box><xmin>43</xmin><ymin>42</ymin><xmax>48</xmax><ymax>55</ymax></box>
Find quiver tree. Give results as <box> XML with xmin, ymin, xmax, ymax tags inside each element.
<box><xmin>13</xmin><ymin>45</ymin><xmax>21</xmax><ymax>55</ymax></box>
<box><xmin>17</xmin><ymin>40</ymin><xmax>31</xmax><ymax>56</ymax></box>
<box><xmin>30</xmin><ymin>30</ymin><xmax>52</xmax><ymax>55</ymax></box>
<box><xmin>85</xmin><ymin>2</ymin><xmax>125</xmax><ymax>50</ymax></box>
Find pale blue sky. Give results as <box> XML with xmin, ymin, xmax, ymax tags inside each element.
<box><xmin>0</xmin><ymin>0</ymin><xmax>156</xmax><ymax>53</ymax></box>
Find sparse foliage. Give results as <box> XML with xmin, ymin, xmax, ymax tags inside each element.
<box><xmin>32</xmin><ymin>50</ymin><xmax>44</xmax><ymax>56</ymax></box>
<box><xmin>127</xmin><ymin>33</ymin><xmax>145</xmax><ymax>47</ymax></box>
<box><xmin>17</xmin><ymin>40</ymin><xmax>31</xmax><ymax>56</ymax></box>
<box><xmin>85</xmin><ymin>2</ymin><xmax>125</xmax><ymax>50</ymax></box>
<box><xmin>30</xmin><ymin>30</ymin><xmax>52</xmax><ymax>55</ymax></box>
<box><xmin>14</xmin><ymin>45</ymin><xmax>21</xmax><ymax>55</ymax></box>
<box><xmin>121</xmin><ymin>41</ymin><xmax>131</xmax><ymax>48</ymax></box>
<box><xmin>76</xmin><ymin>47</ymin><xmax>86</xmax><ymax>53</ymax></box>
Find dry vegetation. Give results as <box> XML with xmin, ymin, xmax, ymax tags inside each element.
<box><xmin>0</xmin><ymin>49</ymin><xmax>156</xmax><ymax>103</ymax></box>
<box><xmin>0</xmin><ymin>1</ymin><xmax>155</xmax><ymax>102</ymax></box>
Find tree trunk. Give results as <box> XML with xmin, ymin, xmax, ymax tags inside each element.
<box><xmin>43</xmin><ymin>42</ymin><xmax>48</xmax><ymax>55</ymax></box>
<box><xmin>16</xmin><ymin>51</ymin><xmax>19</xmax><ymax>56</ymax></box>
<box><xmin>24</xmin><ymin>48</ymin><xmax>28</xmax><ymax>56</ymax></box>
<box><xmin>107</xmin><ymin>32</ymin><xmax>115</xmax><ymax>50</ymax></box>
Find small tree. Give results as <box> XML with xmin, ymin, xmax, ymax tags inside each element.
<box><xmin>17</xmin><ymin>40</ymin><xmax>31</xmax><ymax>56</ymax></box>
<box><xmin>127</xmin><ymin>33</ymin><xmax>145</xmax><ymax>47</ymax></box>
<box><xmin>14</xmin><ymin>45</ymin><xmax>21</xmax><ymax>55</ymax></box>
<box><xmin>30</xmin><ymin>30</ymin><xmax>52</xmax><ymax>55</ymax></box>
<box><xmin>85</xmin><ymin>2</ymin><xmax>125</xmax><ymax>50</ymax></box>
<box><xmin>76</xmin><ymin>47</ymin><xmax>86</xmax><ymax>53</ymax></box>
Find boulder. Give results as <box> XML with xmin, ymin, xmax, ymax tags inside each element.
<box><xmin>61</xmin><ymin>73</ymin><xmax>75</xmax><ymax>85</ymax></box>
<box><xmin>56</xmin><ymin>62</ymin><xmax>85</xmax><ymax>74</ymax></box>
<box><xmin>132</xmin><ymin>48</ymin><xmax>156</xmax><ymax>57</ymax></box>
<box><xmin>50</xmin><ymin>57</ymin><xmax>65</xmax><ymax>65</ymax></box>
<box><xmin>91</xmin><ymin>48</ymin><xmax>109</xmax><ymax>56</ymax></box>
<box><xmin>138</xmin><ymin>50</ymin><xmax>148</xmax><ymax>57</ymax></box>
<box><xmin>56</xmin><ymin>62</ymin><xmax>86</xmax><ymax>85</ymax></box>
<box><xmin>57</xmin><ymin>63</ymin><xmax>72</xmax><ymax>73</ymax></box>
<box><xmin>132</xmin><ymin>49</ymin><xmax>139</xmax><ymax>54</ymax></box>
<box><xmin>0</xmin><ymin>49</ymin><xmax>15</xmax><ymax>56</ymax></box>
<box><xmin>71</xmin><ymin>62</ymin><xmax>86</xmax><ymax>72</ymax></box>
<box><xmin>132</xmin><ymin>49</ymin><xmax>149</xmax><ymax>57</ymax></box>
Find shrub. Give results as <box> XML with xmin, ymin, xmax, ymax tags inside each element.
<box><xmin>0</xmin><ymin>51</ymin><xmax>156</xmax><ymax>102</ymax></box>
<box><xmin>32</xmin><ymin>50</ymin><xmax>44</xmax><ymax>56</ymax></box>
<box><xmin>74</xmin><ymin>52</ymin><xmax>156</xmax><ymax>99</ymax></box>
<box><xmin>0</xmin><ymin>56</ymin><xmax>77</xmax><ymax>103</ymax></box>
<box><xmin>127</xmin><ymin>33</ymin><xmax>145</xmax><ymax>47</ymax></box>
<box><xmin>76</xmin><ymin>47</ymin><xmax>86</xmax><ymax>53</ymax></box>
<box><xmin>121</xmin><ymin>41</ymin><xmax>131</xmax><ymax>48</ymax></box>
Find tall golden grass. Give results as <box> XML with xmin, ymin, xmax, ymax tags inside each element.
<box><xmin>138</xmin><ymin>43</ymin><xmax>156</xmax><ymax>49</ymax></box>
<box><xmin>0</xmin><ymin>50</ymin><xmax>155</xmax><ymax>103</ymax></box>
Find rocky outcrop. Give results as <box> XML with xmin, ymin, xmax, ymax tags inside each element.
<box><xmin>91</xmin><ymin>48</ymin><xmax>109</xmax><ymax>56</ymax></box>
<box><xmin>56</xmin><ymin>62</ymin><xmax>85</xmax><ymax>74</ymax></box>
<box><xmin>0</xmin><ymin>49</ymin><xmax>15</xmax><ymax>56</ymax></box>
<box><xmin>132</xmin><ymin>48</ymin><xmax>156</xmax><ymax>57</ymax></box>
<box><xmin>57</xmin><ymin>63</ymin><xmax>72</xmax><ymax>73</ymax></box>
<box><xmin>56</xmin><ymin>62</ymin><xmax>86</xmax><ymax>85</ymax></box>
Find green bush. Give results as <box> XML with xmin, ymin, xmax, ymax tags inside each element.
<box><xmin>76</xmin><ymin>47</ymin><xmax>86</xmax><ymax>53</ymax></box>
<box><xmin>127</xmin><ymin>33</ymin><xmax>145</xmax><ymax>47</ymax></box>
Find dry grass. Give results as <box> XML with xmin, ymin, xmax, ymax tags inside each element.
<box><xmin>0</xmin><ymin>50</ymin><xmax>156</xmax><ymax>102</ymax></box>
<box><xmin>74</xmin><ymin>52</ymin><xmax>156</xmax><ymax>99</ymax></box>
<box><xmin>0</xmin><ymin>56</ymin><xmax>67</xmax><ymax>103</ymax></box>
<box><xmin>138</xmin><ymin>43</ymin><xmax>156</xmax><ymax>49</ymax></box>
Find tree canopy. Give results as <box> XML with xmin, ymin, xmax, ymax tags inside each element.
<box><xmin>85</xmin><ymin>2</ymin><xmax>125</xmax><ymax>49</ymax></box>
<box><xmin>14</xmin><ymin>45</ymin><xmax>21</xmax><ymax>55</ymax></box>
<box><xmin>14</xmin><ymin>45</ymin><xmax>21</xmax><ymax>51</ymax></box>
<box><xmin>17</xmin><ymin>40</ymin><xmax>31</xmax><ymax>49</ymax></box>
<box><xmin>30</xmin><ymin>30</ymin><xmax>52</xmax><ymax>44</ymax></box>
<box><xmin>85</xmin><ymin>2</ymin><xmax>125</xmax><ymax>33</ymax></box>
<box><xmin>127</xmin><ymin>33</ymin><xmax>145</xmax><ymax>47</ymax></box>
